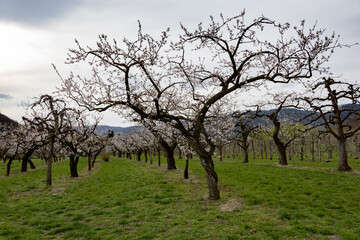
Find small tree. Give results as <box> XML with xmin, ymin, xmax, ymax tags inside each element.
<box><xmin>23</xmin><ymin>95</ymin><xmax>70</xmax><ymax>186</ymax></box>
<box><xmin>300</xmin><ymin>77</ymin><xmax>360</xmax><ymax>171</ymax></box>
<box><xmin>254</xmin><ymin>94</ymin><xmax>307</xmax><ymax>165</ymax></box>
<box><xmin>58</xmin><ymin>110</ymin><xmax>100</xmax><ymax>177</ymax></box>
<box><xmin>232</xmin><ymin>111</ymin><xmax>258</xmax><ymax>163</ymax></box>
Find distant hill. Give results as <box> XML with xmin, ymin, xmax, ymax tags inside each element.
<box><xmin>96</xmin><ymin>125</ymin><xmax>143</xmax><ymax>135</ymax></box>
<box><xmin>0</xmin><ymin>113</ymin><xmax>18</xmax><ymax>126</ymax></box>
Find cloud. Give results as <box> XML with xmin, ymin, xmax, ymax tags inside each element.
<box><xmin>0</xmin><ymin>0</ymin><xmax>83</xmax><ymax>26</ymax></box>
<box><xmin>0</xmin><ymin>93</ymin><xmax>12</xmax><ymax>99</ymax></box>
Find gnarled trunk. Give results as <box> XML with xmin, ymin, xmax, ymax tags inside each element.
<box><xmin>273</xmin><ymin>132</ymin><xmax>287</xmax><ymax>166</ymax></box>
<box><xmin>338</xmin><ymin>138</ymin><xmax>351</xmax><ymax>171</ymax></box>
<box><xmin>200</xmin><ymin>156</ymin><xmax>220</xmax><ymax>200</ymax></box>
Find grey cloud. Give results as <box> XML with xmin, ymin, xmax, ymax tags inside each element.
<box><xmin>0</xmin><ymin>0</ymin><xmax>83</xmax><ymax>25</ymax></box>
<box><xmin>0</xmin><ymin>93</ymin><xmax>12</xmax><ymax>99</ymax></box>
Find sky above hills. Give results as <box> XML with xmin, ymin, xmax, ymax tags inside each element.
<box><xmin>0</xmin><ymin>0</ymin><xmax>359</xmax><ymax>126</ymax></box>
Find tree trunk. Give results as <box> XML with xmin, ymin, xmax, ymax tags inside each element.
<box><xmin>184</xmin><ymin>156</ymin><xmax>189</xmax><ymax>179</ymax></box>
<box><xmin>28</xmin><ymin>159</ymin><xmax>36</xmax><ymax>169</ymax></box>
<box><xmin>6</xmin><ymin>157</ymin><xmax>14</xmax><ymax>176</ymax></box>
<box><xmin>166</xmin><ymin>147</ymin><xmax>176</xmax><ymax>170</ymax></box>
<box><xmin>219</xmin><ymin>143</ymin><xmax>223</xmax><ymax>162</ymax></box>
<box><xmin>241</xmin><ymin>140</ymin><xmax>249</xmax><ymax>163</ymax></box>
<box><xmin>137</xmin><ymin>150</ymin><xmax>142</xmax><ymax>161</ymax></box>
<box><xmin>251</xmin><ymin>141</ymin><xmax>256</xmax><ymax>160</ymax></box>
<box><xmin>300</xmin><ymin>137</ymin><xmax>305</xmax><ymax>161</ymax></box>
<box><xmin>288</xmin><ymin>147</ymin><xmax>292</xmax><ymax>161</ymax></box>
<box><xmin>21</xmin><ymin>148</ymin><xmax>35</xmax><ymax>172</ymax></box>
<box><xmin>311</xmin><ymin>136</ymin><xmax>315</xmax><ymax>162</ymax></box>
<box><xmin>325</xmin><ymin>140</ymin><xmax>330</xmax><ymax>162</ymax></box>
<box><xmin>157</xmin><ymin>148</ymin><xmax>161</xmax><ymax>166</ymax></box>
<box><xmin>46</xmin><ymin>157</ymin><xmax>52</xmax><ymax>186</ymax></box>
<box><xmin>144</xmin><ymin>150</ymin><xmax>148</xmax><ymax>163</ymax></box>
<box><xmin>276</xmin><ymin>144</ymin><xmax>287</xmax><ymax>165</ymax></box>
<box><xmin>355</xmin><ymin>136</ymin><xmax>359</xmax><ymax>160</ymax></box>
<box><xmin>70</xmin><ymin>156</ymin><xmax>79</xmax><ymax>177</ymax></box>
<box><xmin>178</xmin><ymin>147</ymin><xmax>182</xmax><ymax>160</ymax></box>
<box><xmin>88</xmin><ymin>149</ymin><xmax>92</xmax><ymax>171</ymax></box>
<box><xmin>272</xmin><ymin>127</ymin><xmax>287</xmax><ymax>165</ymax></box>
<box><xmin>150</xmin><ymin>149</ymin><xmax>153</xmax><ymax>165</ymax></box>
<box><xmin>338</xmin><ymin>138</ymin><xmax>351</xmax><ymax>171</ymax></box>
<box><xmin>318</xmin><ymin>138</ymin><xmax>322</xmax><ymax>162</ymax></box>
<box><xmin>200</xmin><ymin>156</ymin><xmax>220</xmax><ymax>200</ymax></box>
<box><xmin>21</xmin><ymin>155</ymin><xmax>28</xmax><ymax>172</ymax></box>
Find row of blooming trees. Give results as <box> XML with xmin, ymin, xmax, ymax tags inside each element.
<box><xmin>1</xmin><ymin>95</ymin><xmax>108</xmax><ymax>185</ymax></box>
<box><xmin>56</xmin><ymin>12</ymin><xmax>358</xmax><ymax>199</ymax></box>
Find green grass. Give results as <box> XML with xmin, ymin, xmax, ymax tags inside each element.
<box><xmin>1</xmin><ymin>155</ymin><xmax>360</xmax><ymax>239</ymax></box>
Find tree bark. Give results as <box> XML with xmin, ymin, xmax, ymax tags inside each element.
<box><xmin>318</xmin><ymin>138</ymin><xmax>322</xmax><ymax>162</ymax></box>
<box><xmin>28</xmin><ymin>159</ymin><xmax>36</xmax><ymax>169</ymax></box>
<box><xmin>21</xmin><ymin>148</ymin><xmax>36</xmax><ymax>172</ymax></box>
<box><xmin>338</xmin><ymin>138</ymin><xmax>351</xmax><ymax>171</ymax></box>
<box><xmin>275</xmin><ymin>143</ymin><xmax>287</xmax><ymax>165</ymax></box>
<box><xmin>6</xmin><ymin>157</ymin><xmax>14</xmax><ymax>176</ymax></box>
<box><xmin>46</xmin><ymin>157</ymin><xmax>52</xmax><ymax>186</ymax></box>
<box><xmin>241</xmin><ymin>140</ymin><xmax>249</xmax><ymax>163</ymax></box>
<box><xmin>184</xmin><ymin>157</ymin><xmax>189</xmax><ymax>179</ymax></box>
<box><xmin>311</xmin><ymin>136</ymin><xmax>315</xmax><ymax>162</ymax></box>
<box><xmin>200</xmin><ymin>156</ymin><xmax>220</xmax><ymax>200</ymax></box>
<box><xmin>272</xmin><ymin>121</ymin><xmax>287</xmax><ymax>165</ymax></box>
<box><xmin>157</xmin><ymin>148</ymin><xmax>161</xmax><ymax>166</ymax></box>
<box><xmin>219</xmin><ymin>142</ymin><xmax>223</xmax><ymax>162</ymax></box>
<box><xmin>300</xmin><ymin>137</ymin><xmax>305</xmax><ymax>161</ymax></box>
<box><xmin>137</xmin><ymin>150</ymin><xmax>142</xmax><ymax>161</ymax></box>
<box><xmin>70</xmin><ymin>156</ymin><xmax>79</xmax><ymax>177</ymax></box>
<box><xmin>88</xmin><ymin>148</ymin><xmax>92</xmax><ymax>171</ymax></box>
<box><xmin>166</xmin><ymin>147</ymin><xmax>176</xmax><ymax>170</ymax></box>
<box><xmin>144</xmin><ymin>149</ymin><xmax>148</xmax><ymax>163</ymax></box>
<box><xmin>159</xmin><ymin>140</ymin><xmax>177</xmax><ymax>170</ymax></box>
<box><xmin>251</xmin><ymin>141</ymin><xmax>256</xmax><ymax>160</ymax></box>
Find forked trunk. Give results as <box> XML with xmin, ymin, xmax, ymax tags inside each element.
<box><xmin>200</xmin><ymin>156</ymin><xmax>220</xmax><ymax>200</ymax></box>
<box><xmin>21</xmin><ymin>148</ymin><xmax>36</xmax><ymax>172</ymax></box>
<box><xmin>338</xmin><ymin>138</ymin><xmax>351</xmax><ymax>171</ymax></box>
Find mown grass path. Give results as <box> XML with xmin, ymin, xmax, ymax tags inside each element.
<box><xmin>1</xmin><ymin>157</ymin><xmax>360</xmax><ymax>239</ymax></box>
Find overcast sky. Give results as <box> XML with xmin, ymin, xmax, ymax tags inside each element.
<box><xmin>0</xmin><ymin>0</ymin><xmax>359</xmax><ymax>126</ymax></box>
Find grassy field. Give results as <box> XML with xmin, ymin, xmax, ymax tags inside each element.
<box><xmin>1</xmin><ymin>156</ymin><xmax>360</xmax><ymax>239</ymax></box>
